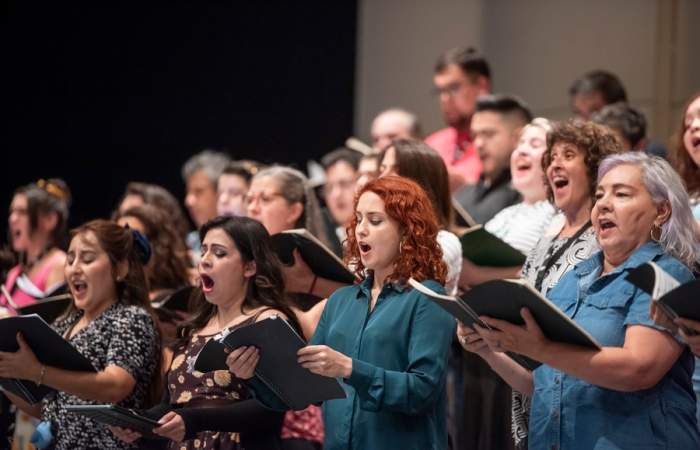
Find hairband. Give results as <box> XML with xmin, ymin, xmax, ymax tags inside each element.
<box><xmin>36</xmin><ymin>179</ymin><xmax>68</xmax><ymax>201</ymax></box>
<box><xmin>131</xmin><ymin>229</ymin><xmax>152</xmax><ymax>265</ymax></box>
<box><xmin>122</xmin><ymin>224</ymin><xmax>152</xmax><ymax>265</ymax></box>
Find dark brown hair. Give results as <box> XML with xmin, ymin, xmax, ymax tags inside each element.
<box><xmin>175</xmin><ymin>216</ymin><xmax>300</xmax><ymax>347</ymax></box>
<box><xmin>434</xmin><ymin>46</ymin><xmax>491</xmax><ymax>82</ymax></box>
<box><xmin>113</xmin><ymin>204</ymin><xmax>192</xmax><ymax>293</ymax></box>
<box><xmin>117</xmin><ymin>182</ymin><xmax>190</xmax><ymax>238</ymax></box>
<box><xmin>14</xmin><ymin>178</ymin><xmax>71</xmax><ymax>250</ymax></box>
<box><xmin>669</xmin><ymin>92</ymin><xmax>700</xmax><ymax>198</ymax></box>
<box><xmin>541</xmin><ymin>120</ymin><xmax>623</xmax><ymax>204</ymax></box>
<box><xmin>380</xmin><ymin>139</ymin><xmax>453</xmax><ymax>229</ymax></box>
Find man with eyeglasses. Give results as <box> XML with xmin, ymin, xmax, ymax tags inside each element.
<box><xmin>426</xmin><ymin>47</ymin><xmax>491</xmax><ymax>190</ymax></box>
<box><xmin>319</xmin><ymin>147</ymin><xmax>362</xmax><ymax>256</ymax></box>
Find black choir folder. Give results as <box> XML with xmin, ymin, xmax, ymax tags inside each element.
<box><xmin>194</xmin><ymin>316</ymin><xmax>346</xmax><ymax>410</ymax></box>
<box><xmin>459</xmin><ymin>225</ymin><xmax>527</xmax><ymax>267</ymax></box>
<box><xmin>270</xmin><ymin>228</ymin><xmax>356</xmax><ymax>285</ymax></box>
<box><xmin>409</xmin><ymin>278</ymin><xmax>601</xmax><ymax>369</ymax></box>
<box><xmin>626</xmin><ymin>262</ymin><xmax>700</xmax><ymax>335</ymax></box>
<box><xmin>16</xmin><ymin>293</ymin><xmax>72</xmax><ymax>323</ymax></box>
<box><xmin>0</xmin><ymin>314</ymin><xmax>95</xmax><ymax>404</ymax></box>
<box><xmin>64</xmin><ymin>404</ymin><xmax>162</xmax><ymax>438</ymax></box>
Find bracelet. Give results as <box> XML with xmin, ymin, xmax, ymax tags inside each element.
<box><xmin>308</xmin><ymin>275</ymin><xmax>318</xmax><ymax>295</ymax></box>
<box><xmin>36</xmin><ymin>365</ymin><xmax>46</xmax><ymax>386</ymax></box>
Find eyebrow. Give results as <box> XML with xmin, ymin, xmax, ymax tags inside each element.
<box><xmin>598</xmin><ymin>182</ymin><xmax>637</xmax><ymax>190</ymax></box>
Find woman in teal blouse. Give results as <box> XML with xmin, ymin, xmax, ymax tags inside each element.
<box><xmin>228</xmin><ymin>176</ymin><xmax>456</xmax><ymax>450</ymax></box>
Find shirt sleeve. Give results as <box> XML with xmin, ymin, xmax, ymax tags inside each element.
<box><xmin>437</xmin><ymin>230</ymin><xmax>463</xmax><ymax>296</ymax></box>
<box><xmin>105</xmin><ymin>308</ymin><xmax>159</xmax><ymax>380</ymax></box>
<box><xmin>345</xmin><ymin>283</ymin><xmax>455</xmax><ymax>415</ymax></box>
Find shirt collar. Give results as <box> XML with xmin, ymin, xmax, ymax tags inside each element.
<box><xmin>574</xmin><ymin>241</ymin><xmax>665</xmax><ymax>277</ymax></box>
<box><xmin>355</xmin><ymin>273</ymin><xmax>407</xmax><ymax>299</ymax></box>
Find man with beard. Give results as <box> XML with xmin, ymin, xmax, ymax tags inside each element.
<box><xmin>426</xmin><ymin>47</ymin><xmax>491</xmax><ymax>190</ymax></box>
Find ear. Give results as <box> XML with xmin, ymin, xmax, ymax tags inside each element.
<box><xmin>476</xmin><ymin>75</ymin><xmax>490</xmax><ymax>95</ymax></box>
<box><xmin>115</xmin><ymin>259</ymin><xmax>129</xmax><ymax>282</ymax></box>
<box><xmin>285</xmin><ymin>202</ymin><xmax>304</xmax><ymax>227</ymax></box>
<box><xmin>243</xmin><ymin>260</ymin><xmax>257</xmax><ymax>279</ymax></box>
<box><xmin>510</xmin><ymin>125</ymin><xmax>524</xmax><ymax>146</ymax></box>
<box><xmin>655</xmin><ymin>200</ymin><xmax>672</xmax><ymax>227</ymax></box>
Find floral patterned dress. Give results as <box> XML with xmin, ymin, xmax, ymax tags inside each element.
<box><xmin>167</xmin><ymin>319</ymin><xmax>254</xmax><ymax>450</ymax></box>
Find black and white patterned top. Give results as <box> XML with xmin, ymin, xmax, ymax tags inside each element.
<box><xmin>42</xmin><ymin>302</ymin><xmax>160</xmax><ymax>450</ymax></box>
<box><xmin>521</xmin><ymin>218</ymin><xmax>598</xmax><ymax>297</ymax></box>
<box><xmin>512</xmin><ymin>217</ymin><xmax>598</xmax><ymax>447</ymax></box>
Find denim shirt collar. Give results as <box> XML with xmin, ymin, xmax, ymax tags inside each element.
<box><xmin>574</xmin><ymin>241</ymin><xmax>665</xmax><ymax>278</ymax></box>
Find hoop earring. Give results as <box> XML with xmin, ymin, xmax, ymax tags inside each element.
<box><xmin>650</xmin><ymin>224</ymin><xmax>662</xmax><ymax>242</ymax></box>
<box><xmin>399</xmin><ymin>237</ymin><xmax>406</xmax><ymax>255</ymax></box>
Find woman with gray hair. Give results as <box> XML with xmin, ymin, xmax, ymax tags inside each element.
<box><xmin>245</xmin><ymin>165</ymin><xmax>331</xmax><ymax>248</ymax></box>
<box><xmin>459</xmin><ymin>152</ymin><xmax>700</xmax><ymax>449</ymax></box>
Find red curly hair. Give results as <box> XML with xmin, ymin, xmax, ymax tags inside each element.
<box><xmin>344</xmin><ymin>176</ymin><xmax>447</xmax><ymax>285</ymax></box>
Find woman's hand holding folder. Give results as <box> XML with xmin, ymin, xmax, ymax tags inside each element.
<box><xmin>472</xmin><ymin>307</ymin><xmax>550</xmax><ymax>360</ymax></box>
<box><xmin>0</xmin><ymin>332</ymin><xmax>42</xmax><ymax>384</ymax></box>
<box><xmin>297</xmin><ymin>345</ymin><xmax>352</xmax><ymax>378</ymax></box>
<box><xmin>226</xmin><ymin>346</ymin><xmax>259</xmax><ymax>380</ymax></box>
<box><xmin>456</xmin><ymin>321</ymin><xmax>492</xmax><ymax>357</ymax></box>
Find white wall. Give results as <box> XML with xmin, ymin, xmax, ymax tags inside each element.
<box><xmin>355</xmin><ymin>0</ymin><xmax>699</xmax><ymax>143</ymax></box>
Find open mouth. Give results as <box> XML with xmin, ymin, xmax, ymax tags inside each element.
<box><xmin>200</xmin><ymin>274</ymin><xmax>215</xmax><ymax>292</ymax></box>
<box><xmin>552</xmin><ymin>175</ymin><xmax>569</xmax><ymax>190</ymax></box>
<box><xmin>598</xmin><ymin>218</ymin><xmax>616</xmax><ymax>232</ymax></box>
<box><xmin>692</xmin><ymin>137</ymin><xmax>700</xmax><ymax>148</ymax></box>
<box><xmin>358</xmin><ymin>242</ymin><xmax>372</xmax><ymax>254</ymax></box>
<box><xmin>71</xmin><ymin>279</ymin><xmax>88</xmax><ymax>297</ymax></box>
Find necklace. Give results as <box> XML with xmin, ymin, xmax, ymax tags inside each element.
<box><xmin>22</xmin><ymin>246</ymin><xmax>52</xmax><ymax>272</ymax></box>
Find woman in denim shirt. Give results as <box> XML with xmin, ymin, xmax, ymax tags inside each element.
<box><xmin>462</xmin><ymin>153</ymin><xmax>700</xmax><ymax>450</ymax></box>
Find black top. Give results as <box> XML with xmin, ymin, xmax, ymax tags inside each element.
<box><xmin>453</xmin><ymin>170</ymin><xmax>521</xmax><ymax>224</ymax></box>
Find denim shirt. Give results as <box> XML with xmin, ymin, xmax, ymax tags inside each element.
<box><xmin>529</xmin><ymin>242</ymin><xmax>700</xmax><ymax>450</ymax></box>
<box><xmin>312</xmin><ymin>276</ymin><xmax>454</xmax><ymax>450</ymax></box>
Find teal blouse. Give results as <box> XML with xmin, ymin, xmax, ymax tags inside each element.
<box><xmin>250</xmin><ymin>276</ymin><xmax>455</xmax><ymax>450</ymax></box>
<box><xmin>315</xmin><ymin>276</ymin><xmax>455</xmax><ymax>450</ymax></box>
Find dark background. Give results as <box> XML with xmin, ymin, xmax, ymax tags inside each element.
<box><xmin>4</xmin><ymin>1</ymin><xmax>357</xmax><ymax>240</ymax></box>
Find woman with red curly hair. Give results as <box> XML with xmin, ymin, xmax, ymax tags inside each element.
<box><xmin>229</xmin><ymin>176</ymin><xmax>456</xmax><ymax>450</ymax></box>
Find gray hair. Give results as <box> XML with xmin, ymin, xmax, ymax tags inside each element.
<box><xmin>526</xmin><ymin>117</ymin><xmax>553</xmax><ymax>134</ymax></box>
<box><xmin>372</xmin><ymin>108</ymin><xmax>422</xmax><ymax>138</ymax></box>
<box><xmin>253</xmin><ymin>165</ymin><xmax>333</xmax><ymax>247</ymax></box>
<box><xmin>598</xmin><ymin>152</ymin><xmax>699</xmax><ymax>267</ymax></box>
<box><xmin>181</xmin><ymin>150</ymin><xmax>231</xmax><ymax>184</ymax></box>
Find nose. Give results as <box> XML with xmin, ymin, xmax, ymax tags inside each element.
<box><xmin>198</xmin><ymin>252</ymin><xmax>212</xmax><ymax>270</ymax></box>
<box><xmin>595</xmin><ymin>192</ymin><xmax>612</xmax><ymax>212</ymax></box>
<box><xmin>185</xmin><ymin>193</ymin><xmax>196</xmax><ymax>209</ymax></box>
<box><xmin>356</xmin><ymin>219</ymin><xmax>368</xmax><ymax>237</ymax></box>
<box><xmin>246</xmin><ymin>198</ymin><xmax>260</xmax><ymax>217</ymax></box>
<box><xmin>690</xmin><ymin>116</ymin><xmax>700</xmax><ymax>131</ymax></box>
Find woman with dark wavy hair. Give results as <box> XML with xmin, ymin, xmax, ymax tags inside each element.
<box><xmin>229</xmin><ymin>176</ymin><xmax>456</xmax><ymax>450</ymax></box>
<box><xmin>112</xmin><ymin>216</ymin><xmax>299</xmax><ymax>450</ymax></box>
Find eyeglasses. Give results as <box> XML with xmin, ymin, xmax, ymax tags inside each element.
<box><xmin>243</xmin><ymin>191</ymin><xmax>285</xmax><ymax>207</ymax></box>
<box><xmin>431</xmin><ymin>81</ymin><xmax>466</xmax><ymax>97</ymax></box>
